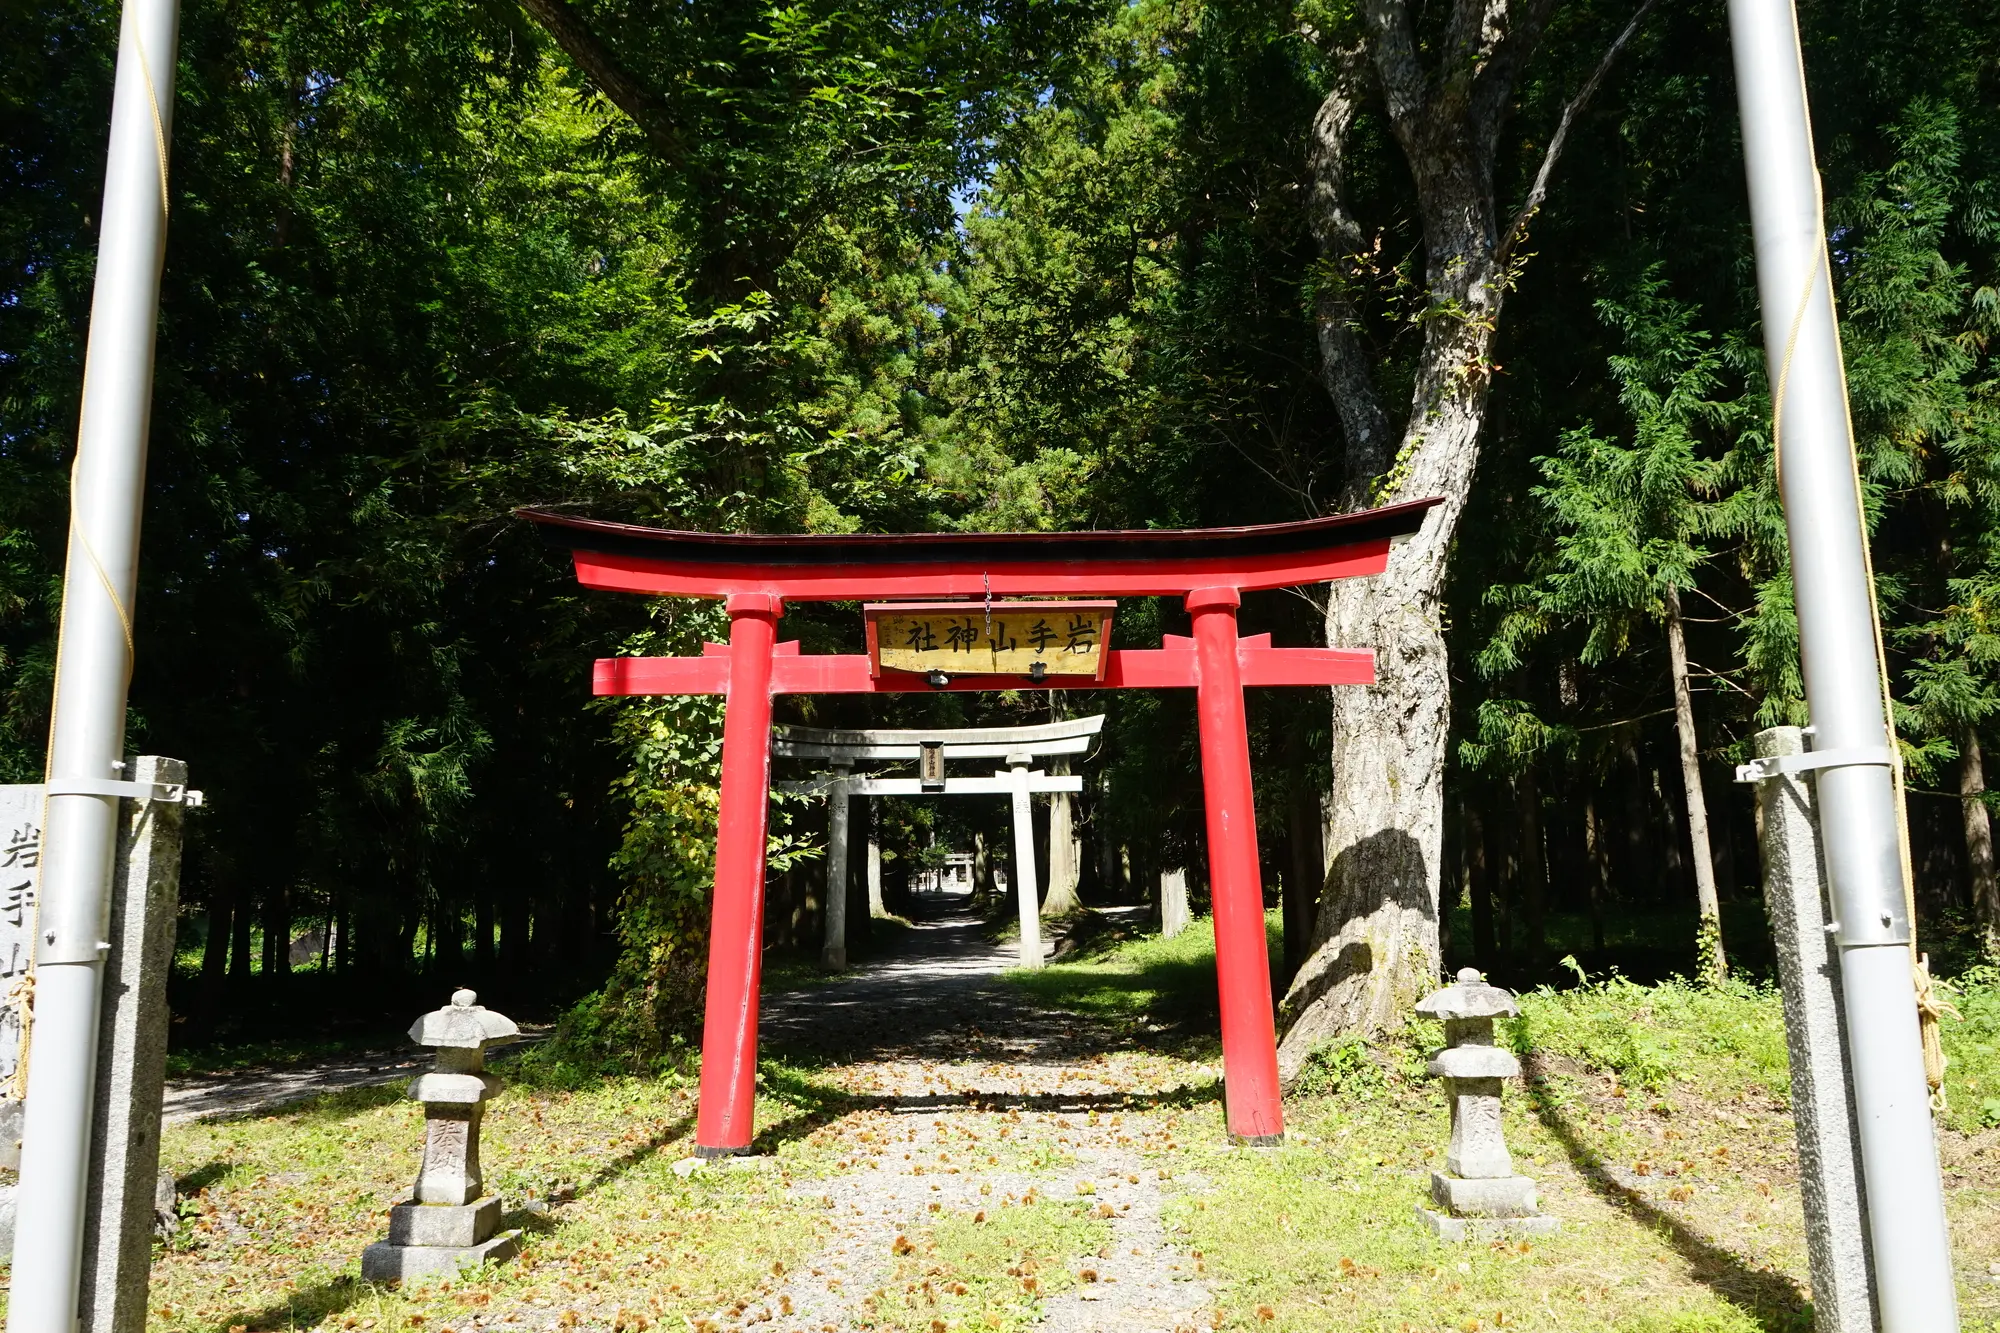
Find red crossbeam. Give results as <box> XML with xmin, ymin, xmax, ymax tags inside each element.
<box><xmin>593</xmin><ymin>635</ymin><xmax>1374</xmax><ymax>696</ymax></box>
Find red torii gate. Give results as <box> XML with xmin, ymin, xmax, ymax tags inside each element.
<box><xmin>526</xmin><ymin>498</ymin><xmax>1440</xmax><ymax>1155</ymax></box>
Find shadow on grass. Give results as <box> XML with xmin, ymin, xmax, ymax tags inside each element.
<box><xmin>562</xmin><ymin>1108</ymin><xmax>699</xmax><ymax>1203</ymax></box>
<box><xmin>197</xmin><ymin>1275</ymin><xmax>374</xmax><ymax>1333</ymax></box>
<box><xmin>1522</xmin><ymin>1052</ymin><xmax>1813</xmax><ymax>1333</ymax></box>
<box><xmin>746</xmin><ymin>1062</ymin><xmax>1224</xmax><ymax>1156</ymax></box>
<box><xmin>174</xmin><ymin>1159</ymin><xmax>236</xmax><ymax>1195</ymax></box>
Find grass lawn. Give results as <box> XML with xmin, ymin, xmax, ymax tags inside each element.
<box><xmin>1010</xmin><ymin>914</ymin><xmax>2000</xmax><ymax>1332</ymax></box>
<box><xmin>141</xmin><ymin>1068</ymin><xmax>830</xmax><ymax>1333</ymax></box>
<box><xmin>7</xmin><ymin>909</ymin><xmax>2000</xmax><ymax>1332</ymax></box>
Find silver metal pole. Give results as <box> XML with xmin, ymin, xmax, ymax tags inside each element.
<box><xmin>8</xmin><ymin>0</ymin><xmax>178</xmax><ymax>1324</ymax></box>
<box><xmin>1726</xmin><ymin>1</ymin><xmax>1958</xmax><ymax>1326</ymax></box>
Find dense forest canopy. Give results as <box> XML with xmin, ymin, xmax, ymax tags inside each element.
<box><xmin>2</xmin><ymin>0</ymin><xmax>1997</xmax><ymax>1061</ymax></box>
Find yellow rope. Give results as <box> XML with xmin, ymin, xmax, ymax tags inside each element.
<box><xmin>15</xmin><ymin>8</ymin><xmax>172</xmax><ymax>1094</ymax></box>
<box><xmin>132</xmin><ymin>12</ymin><xmax>171</xmax><ymax>220</ymax></box>
<box><xmin>1768</xmin><ymin>27</ymin><xmax>1940</xmax><ymax>1101</ymax></box>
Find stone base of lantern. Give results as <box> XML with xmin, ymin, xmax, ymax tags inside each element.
<box><xmin>363</xmin><ymin>1228</ymin><xmax>521</xmax><ymax>1282</ymax></box>
<box><xmin>387</xmin><ymin>1195</ymin><xmax>504</xmax><ymax>1247</ymax></box>
<box><xmin>365</xmin><ymin>1194</ymin><xmax>519</xmax><ymax>1281</ymax></box>
<box><xmin>1415</xmin><ymin>1207</ymin><xmax>1561</xmax><ymax>1242</ymax></box>
<box><xmin>1417</xmin><ymin>1170</ymin><xmax>1559</xmax><ymax>1241</ymax></box>
<box><xmin>1430</xmin><ymin>1171</ymin><xmax>1540</xmax><ymax>1217</ymax></box>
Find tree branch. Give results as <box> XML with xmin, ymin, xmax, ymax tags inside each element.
<box><xmin>515</xmin><ymin>0</ymin><xmax>682</xmax><ymax>162</ymax></box>
<box><xmin>1304</xmin><ymin>43</ymin><xmax>1396</xmax><ymax>507</ymax></box>
<box><xmin>1495</xmin><ymin>0</ymin><xmax>1658</xmax><ymax>270</ymax></box>
<box><xmin>1360</xmin><ymin>0</ymin><xmax>1429</xmax><ymax>145</ymax></box>
<box><xmin>1470</xmin><ymin>0</ymin><xmax>1561</xmax><ymax>164</ymax></box>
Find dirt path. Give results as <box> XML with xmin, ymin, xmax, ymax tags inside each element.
<box><xmin>162</xmin><ymin>1051</ymin><xmax>429</xmax><ymax>1126</ymax></box>
<box><xmin>741</xmin><ymin>892</ymin><xmax>1218</xmax><ymax>1333</ymax></box>
<box><xmin>162</xmin><ymin>1033</ymin><xmax>545</xmax><ymax>1126</ymax></box>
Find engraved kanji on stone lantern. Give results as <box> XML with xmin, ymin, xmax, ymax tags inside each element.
<box><xmin>1414</xmin><ymin>968</ymin><xmax>1560</xmax><ymax>1240</ymax></box>
<box><xmin>362</xmin><ymin>989</ymin><xmax>522</xmax><ymax>1281</ymax></box>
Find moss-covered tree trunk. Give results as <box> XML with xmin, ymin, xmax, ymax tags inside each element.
<box><xmin>1280</xmin><ymin>0</ymin><xmax>1655</xmax><ymax>1068</ymax></box>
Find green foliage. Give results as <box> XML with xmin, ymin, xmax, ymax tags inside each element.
<box><xmin>1933</xmin><ymin>964</ymin><xmax>2000</xmax><ymax>1130</ymax></box>
<box><xmin>1471</xmin><ymin>271</ymin><xmax>1771</xmax><ymax>745</ymax></box>
<box><xmin>10</xmin><ymin>0</ymin><xmax>2000</xmax><ymax>1050</ymax></box>
<box><xmin>1509</xmin><ymin>972</ymin><xmax>1790</xmax><ymax>1097</ymax></box>
<box><xmin>1289</xmin><ymin>1036</ymin><xmax>1388</xmax><ymax>1101</ymax></box>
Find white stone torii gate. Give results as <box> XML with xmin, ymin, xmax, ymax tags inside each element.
<box><xmin>773</xmin><ymin>715</ymin><xmax>1105</xmax><ymax>970</ymax></box>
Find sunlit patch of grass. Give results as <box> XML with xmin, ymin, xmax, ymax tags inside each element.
<box><xmin>1001</xmin><ymin>913</ymin><xmax>1281</xmax><ymax>1035</ymax></box>
<box><xmin>1166</xmin><ymin>1086</ymin><xmax>1802</xmax><ymax>1333</ymax></box>
<box><xmin>1508</xmin><ymin>972</ymin><xmax>1791</xmax><ymax>1100</ymax></box>
<box><xmin>1934</xmin><ymin>964</ymin><xmax>2000</xmax><ymax>1132</ymax></box>
<box><xmin>135</xmin><ymin>1067</ymin><xmax>824</xmax><ymax>1333</ymax></box>
<box><xmin>867</xmin><ymin>1197</ymin><xmax>1111</xmax><ymax>1332</ymax></box>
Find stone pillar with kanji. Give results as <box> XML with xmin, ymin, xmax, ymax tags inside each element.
<box><xmin>1414</xmin><ymin>969</ymin><xmax>1559</xmax><ymax>1240</ymax></box>
<box><xmin>362</xmin><ymin>990</ymin><xmax>522</xmax><ymax>1281</ymax></box>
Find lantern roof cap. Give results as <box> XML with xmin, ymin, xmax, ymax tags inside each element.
<box><xmin>1416</xmin><ymin>968</ymin><xmax>1520</xmax><ymax>1020</ymax></box>
<box><xmin>409</xmin><ymin>989</ymin><xmax>519</xmax><ymax>1048</ymax></box>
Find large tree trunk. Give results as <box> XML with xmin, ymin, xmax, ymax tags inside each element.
<box><xmin>1665</xmin><ymin>584</ymin><xmax>1727</xmax><ymax>980</ymax></box>
<box><xmin>973</xmin><ymin>827</ymin><xmax>994</xmax><ymax>908</ymax></box>
<box><xmin>1961</xmin><ymin>729</ymin><xmax>2000</xmax><ymax>958</ymax></box>
<box><xmin>474</xmin><ymin>889</ymin><xmax>495</xmax><ymax>974</ymax></box>
<box><xmin>199</xmin><ymin>871</ymin><xmax>232</xmax><ymax>1018</ymax></box>
<box><xmin>867</xmin><ymin>799</ymin><xmax>886</xmax><ymax>918</ymax></box>
<box><xmin>1284</xmin><ymin>767</ymin><xmax>1325</xmax><ymax>983</ymax></box>
<box><xmin>1041</xmin><ymin>782</ymin><xmax>1082</xmax><ymax>916</ymax></box>
<box><xmin>229</xmin><ymin>888</ymin><xmax>254</xmax><ymax>986</ymax></box>
<box><xmin>1282</xmin><ymin>0</ymin><xmax>1646</xmax><ymax>1068</ymax></box>
<box><xmin>1583</xmin><ymin>793</ymin><xmax>1608</xmax><ymax>953</ymax></box>
<box><xmin>1515</xmin><ymin>768</ymin><xmax>1547</xmax><ymax>970</ymax></box>
<box><xmin>1283</xmin><ymin>339</ymin><xmax>1491</xmax><ymax>1058</ymax></box>
<box><xmin>1466</xmin><ymin>801</ymin><xmax>1495</xmax><ymax>971</ymax></box>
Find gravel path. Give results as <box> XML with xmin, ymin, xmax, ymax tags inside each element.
<box><xmin>162</xmin><ymin>1051</ymin><xmax>431</xmax><ymax>1126</ymax></box>
<box><xmin>164</xmin><ymin>892</ymin><xmax>1217</xmax><ymax>1330</ymax></box>
<box><xmin>162</xmin><ymin>1034</ymin><xmax>544</xmax><ymax>1126</ymax></box>
<box><xmin>726</xmin><ymin>892</ymin><xmax>1217</xmax><ymax>1333</ymax></box>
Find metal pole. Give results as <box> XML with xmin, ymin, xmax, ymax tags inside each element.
<box><xmin>1726</xmin><ymin>2</ymin><xmax>1958</xmax><ymax>1326</ymax></box>
<box><xmin>9</xmin><ymin>0</ymin><xmax>179</xmax><ymax>1324</ymax></box>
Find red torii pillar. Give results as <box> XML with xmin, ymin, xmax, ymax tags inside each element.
<box><xmin>526</xmin><ymin>499</ymin><xmax>1439</xmax><ymax>1154</ymax></box>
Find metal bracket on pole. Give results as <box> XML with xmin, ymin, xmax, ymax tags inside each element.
<box><xmin>43</xmin><ymin>778</ymin><xmax>205</xmax><ymax>806</ymax></box>
<box><xmin>1733</xmin><ymin>747</ymin><xmax>1893</xmax><ymax>785</ymax></box>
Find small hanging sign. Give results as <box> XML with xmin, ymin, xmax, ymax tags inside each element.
<box><xmin>864</xmin><ymin>600</ymin><xmax>1116</xmax><ymax>682</ymax></box>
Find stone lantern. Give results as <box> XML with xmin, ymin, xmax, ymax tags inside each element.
<box><xmin>362</xmin><ymin>989</ymin><xmax>523</xmax><ymax>1281</ymax></box>
<box><xmin>1414</xmin><ymin>968</ymin><xmax>1558</xmax><ymax>1240</ymax></box>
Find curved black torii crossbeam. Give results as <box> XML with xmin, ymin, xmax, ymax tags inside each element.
<box><xmin>527</xmin><ymin>497</ymin><xmax>1441</xmax><ymax>1156</ymax></box>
